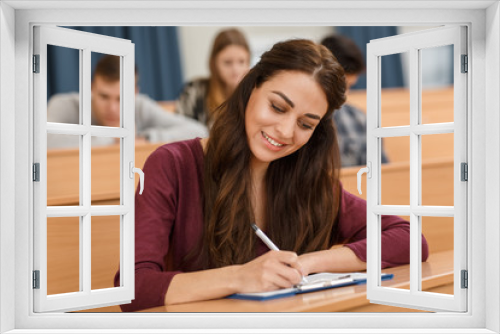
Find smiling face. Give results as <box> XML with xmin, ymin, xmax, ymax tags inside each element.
<box><xmin>245</xmin><ymin>70</ymin><xmax>328</xmax><ymax>169</ymax></box>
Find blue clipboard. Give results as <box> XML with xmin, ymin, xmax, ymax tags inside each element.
<box><xmin>227</xmin><ymin>272</ymin><xmax>394</xmax><ymax>301</ymax></box>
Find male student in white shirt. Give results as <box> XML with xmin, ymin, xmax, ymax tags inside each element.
<box><xmin>47</xmin><ymin>55</ymin><xmax>208</xmax><ymax>148</ymax></box>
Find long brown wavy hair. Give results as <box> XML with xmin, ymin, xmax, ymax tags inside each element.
<box><xmin>197</xmin><ymin>39</ymin><xmax>346</xmax><ymax>269</ymax></box>
<box><xmin>207</xmin><ymin>28</ymin><xmax>250</xmax><ymax>119</ymax></box>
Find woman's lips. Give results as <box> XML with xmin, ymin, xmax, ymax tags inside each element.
<box><xmin>261</xmin><ymin>131</ymin><xmax>287</xmax><ymax>151</ymax></box>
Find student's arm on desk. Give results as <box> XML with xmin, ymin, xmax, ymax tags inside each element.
<box><xmin>135</xmin><ymin>94</ymin><xmax>208</xmax><ymax>143</ymax></box>
<box><xmin>299</xmin><ymin>187</ymin><xmax>429</xmax><ymax>275</ymax></box>
<box><xmin>165</xmin><ymin>250</ymin><xmax>304</xmax><ymax>305</ymax></box>
<box><xmin>298</xmin><ymin>246</ymin><xmax>366</xmax><ymax>276</ymax></box>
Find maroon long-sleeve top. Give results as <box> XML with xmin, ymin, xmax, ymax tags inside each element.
<box><xmin>115</xmin><ymin>138</ymin><xmax>428</xmax><ymax>312</ymax></box>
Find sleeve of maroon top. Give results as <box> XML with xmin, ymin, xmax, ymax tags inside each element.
<box><xmin>114</xmin><ymin>146</ymin><xmax>183</xmax><ymax>312</ymax></box>
<box><xmin>339</xmin><ymin>187</ymin><xmax>429</xmax><ymax>268</ymax></box>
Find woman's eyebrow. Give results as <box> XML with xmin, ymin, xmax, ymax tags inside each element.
<box><xmin>304</xmin><ymin>113</ymin><xmax>321</xmax><ymax>120</ymax></box>
<box><xmin>271</xmin><ymin>90</ymin><xmax>321</xmax><ymax>120</ymax></box>
<box><xmin>271</xmin><ymin>91</ymin><xmax>294</xmax><ymax>108</ymax></box>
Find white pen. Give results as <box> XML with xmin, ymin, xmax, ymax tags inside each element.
<box><xmin>251</xmin><ymin>223</ymin><xmax>308</xmax><ymax>285</ymax></box>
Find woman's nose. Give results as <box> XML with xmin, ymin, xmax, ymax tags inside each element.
<box><xmin>275</xmin><ymin>115</ymin><xmax>295</xmax><ymax>139</ymax></box>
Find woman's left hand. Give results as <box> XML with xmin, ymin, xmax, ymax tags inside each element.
<box><xmin>297</xmin><ymin>246</ymin><xmax>366</xmax><ymax>275</ymax></box>
<box><xmin>297</xmin><ymin>252</ymin><xmax>316</xmax><ymax>277</ymax></box>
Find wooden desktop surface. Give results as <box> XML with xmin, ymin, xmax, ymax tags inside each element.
<box><xmin>139</xmin><ymin>250</ymin><xmax>453</xmax><ymax>313</ymax></box>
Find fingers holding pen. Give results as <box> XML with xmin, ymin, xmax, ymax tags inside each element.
<box><xmin>273</xmin><ymin>250</ymin><xmax>306</xmax><ymax>278</ymax></box>
<box><xmin>250</xmin><ymin>224</ymin><xmax>307</xmax><ymax>283</ymax></box>
<box><xmin>234</xmin><ymin>250</ymin><xmax>304</xmax><ymax>293</ymax></box>
<box><xmin>264</xmin><ymin>250</ymin><xmax>305</xmax><ymax>287</ymax></box>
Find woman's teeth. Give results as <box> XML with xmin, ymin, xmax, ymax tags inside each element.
<box><xmin>263</xmin><ymin>132</ymin><xmax>284</xmax><ymax>147</ymax></box>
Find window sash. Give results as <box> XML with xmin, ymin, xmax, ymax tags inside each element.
<box><xmin>366</xmin><ymin>25</ymin><xmax>468</xmax><ymax>312</ymax></box>
<box><xmin>32</xmin><ymin>25</ymin><xmax>136</xmax><ymax>312</ymax></box>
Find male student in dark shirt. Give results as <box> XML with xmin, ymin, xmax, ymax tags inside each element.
<box><xmin>321</xmin><ymin>35</ymin><xmax>389</xmax><ymax>167</ymax></box>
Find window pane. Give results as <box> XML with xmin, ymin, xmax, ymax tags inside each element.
<box><xmin>47</xmin><ymin>134</ymin><xmax>81</xmax><ymax>206</ymax></box>
<box><xmin>381</xmin><ymin>135</ymin><xmax>410</xmax><ymax>164</ymax></box>
<box><xmin>91</xmin><ymin>139</ymin><xmax>121</xmax><ymax>205</ymax></box>
<box><xmin>421</xmin><ymin>45</ymin><xmax>454</xmax><ymax>124</ymax></box>
<box><xmin>381</xmin><ymin>136</ymin><xmax>409</xmax><ymax>205</ymax></box>
<box><xmin>91</xmin><ymin>52</ymin><xmax>121</xmax><ymax>127</ymax></box>
<box><xmin>91</xmin><ymin>215</ymin><xmax>121</xmax><ymax>290</ymax></box>
<box><xmin>421</xmin><ymin>216</ymin><xmax>454</xmax><ymax>295</ymax></box>
<box><xmin>421</xmin><ymin>132</ymin><xmax>454</xmax><ymax>160</ymax></box>
<box><xmin>47</xmin><ymin>216</ymin><xmax>80</xmax><ymax>295</ymax></box>
<box><xmin>381</xmin><ymin>215</ymin><xmax>410</xmax><ymax>290</ymax></box>
<box><xmin>47</xmin><ymin>44</ymin><xmax>80</xmax><ymax>125</ymax></box>
<box><xmin>380</xmin><ymin>51</ymin><xmax>409</xmax><ymax>128</ymax></box>
<box><xmin>421</xmin><ymin>134</ymin><xmax>454</xmax><ymax>206</ymax></box>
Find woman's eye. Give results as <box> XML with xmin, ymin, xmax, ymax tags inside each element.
<box><xmin>271</xmin><ymin>103</ymin><xmax>284</xmax><ymax>113</ymax></box>
<box><xmin>299</xmin><ymin>120</ymin><xmax>313</xmax><ymax>130</ymax></box>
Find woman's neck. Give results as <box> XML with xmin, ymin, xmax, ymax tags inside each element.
<box><xmin>249</xmin><ymin>157</ymin><xmax>268</xmax><ymax>187</ymax></box>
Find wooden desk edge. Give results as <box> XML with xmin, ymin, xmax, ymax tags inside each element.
<box><xmin>139</xmin><ymin>251</ymin><xmax>453</xmax><ymax>313</ymax></box>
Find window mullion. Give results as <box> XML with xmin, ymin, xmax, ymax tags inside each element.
<box><xmin>413</xmin><ymin>123</ymin><xmax>454</xmax><ymax>135</ymax></box>
<box><xmin>81</xmin><ymin>47</ymin><xmax>92</xmax><ymax>295</ymax></box>
<box><xmin>46</xmin><ymin>123</ymin><xmax>131</xmax><ymax>138</ymax></box>
<box><xmin>409</xmin><ymin>46</ymin><xmax>421</xmax><ymax>294</ymax></box>
<box><xmin>373</xmin><ymin>126</ymin><xmax>411</xmax><ymax>137</ymax></box>
<box><xmin>45</xmin><ymin>206</ymin><xmax>128</xmax><ymax>217</ymax></box>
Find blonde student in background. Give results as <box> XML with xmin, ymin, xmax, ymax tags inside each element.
<box><xmin>116</xmin><ymin>39</ymin><xmax>428</xmax><ymax>312</ymax></box>
<box><xmin>174</xmin><ymin>28</ymin><xmax>251</xmax><ymax>127</ymax></box>
<box><xmin>47</xmin><ymin>55</ymin><xmax>208</xmax><ymax>149</ymax></box>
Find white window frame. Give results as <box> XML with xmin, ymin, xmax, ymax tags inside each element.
<box><xmin>365</xmin><ymin>26</ymin><xmax>468</xmax><ymax>312</ymax></box>
<box><xmin>1</xmin><ymin>1</ymin><xmax>499</xmax><ymax>333</ymax></box>
<box><xmin>32</xmin><ymin>26</ymin><xmax>136</xmax><ymax>312</ymax></box>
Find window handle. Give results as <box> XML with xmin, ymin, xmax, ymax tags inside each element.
<box><xmin>129</xmin><ymin>162</ymin><xmax>145</xmax><ymax>195</ymax></box>
<box><xmin>357</xmin><ymin>162</ymin><xmax>372</xmax><ymax>195</ymax></box>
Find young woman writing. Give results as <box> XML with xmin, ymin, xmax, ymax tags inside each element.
<box><xmin>116</xmin><ymin>39</ymin><xmax>428</xmax><ymax>312</ymax></box>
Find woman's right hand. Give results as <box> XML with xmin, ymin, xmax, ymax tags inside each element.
<box><xmin>232</xmin><ymin>250</ymin><xmax>304</xmax><ymax>293</ymax></box>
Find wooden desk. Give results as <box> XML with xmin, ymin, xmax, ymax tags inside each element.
<box><xmin>138</xmin><ymin>250</ymin><xmax>453</xmax><ymax>313</ymax></box>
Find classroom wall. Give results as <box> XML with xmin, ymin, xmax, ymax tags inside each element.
<box><xmin>178</xmin><ymin>26</ymin><xmax>333</xmax><ymax>83</ymax></box>
<box><xmin>177</xmin><ymin>26</ymin><xmax>449</xmax><ymax>90</ymax></box>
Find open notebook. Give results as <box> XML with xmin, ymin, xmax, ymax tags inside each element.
<box><xmin>227</xmin><ymin>272</ymin><xmax>394</xmax><ymax>301</ymax></box>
